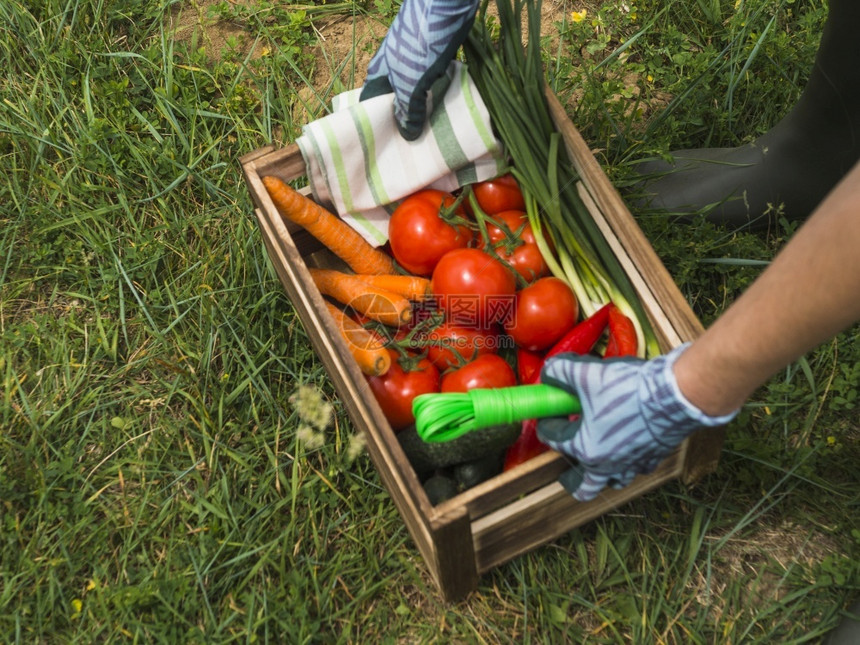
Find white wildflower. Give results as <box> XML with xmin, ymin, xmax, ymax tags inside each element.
<box><xmin>296</xmin><ymin>424</ymin><xmax>325</xmax><ymax>451</ymax></box>
<box><xmin>345</xmin><ymin>433</ymin><xmax>367</xmax><ymax>463</ymax></box>
<box><xmin>289</xmin><ymin>385</ymin><xmax>334</xmax><ymax>430</ymax></box>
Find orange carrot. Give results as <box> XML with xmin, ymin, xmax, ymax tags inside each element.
<box><xmin>324</xmin><ymin>302</ymin><xmax>391</xmax><ymax>377</ymax></box>
<box><xmin>353</xmin><ymin>274</ymin><xmax>432</xmax><ymax>300</ymax></box>
<box><xmin>262</xmin><ymin>176</ymin><xmax>396</xmax><ymax>275</ymax></box>
<box><xmin>311</xmin><ymin>268</ymin><xmax>412</xmax><ymax>327</ymax></box>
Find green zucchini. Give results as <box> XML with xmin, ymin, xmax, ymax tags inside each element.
<box><xmin>423</xmin><ymin>473</ymin><xmax>459</xmax><ymax>505</ymax></box>
<box><xmin>397</xmin><ymin>423</ymin><xmax>521</xmax><ymax>474</ymax></box>
<box><xmin>452</xmin><ymin>451</ymin><xmax>505</xmax><ymax>490</ymax></box>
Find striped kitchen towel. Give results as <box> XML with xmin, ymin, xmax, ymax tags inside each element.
<box><xmin>297</xmin><ymin>61</ymin><xmax>506</xmax><ymax>247</ymax></box>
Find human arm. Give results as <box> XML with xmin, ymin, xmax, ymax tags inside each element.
<box><xmin>539</xmin><ymin>159</ymin><xmax>860</xmax><ymax>501</ymax></box>
<box><xmin>675</xmin><ymin>158</ymin><xmax>860</xmax><ymax>416</ymax></box>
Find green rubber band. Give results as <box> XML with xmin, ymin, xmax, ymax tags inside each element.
<box><xmin>413</xmin><ymin>384</ymin><xmax>581</xmax><ymax>443</ymax></box>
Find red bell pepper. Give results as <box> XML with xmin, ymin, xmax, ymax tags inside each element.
<box><xmin>544</xmin><ymin>302</ymin><xmax>613</xmax><ymax>360</ymax></box>
<box><xmin>603</xmin><ymin>305</ymin><xmax>638</xmax><ymax>358</ymax></box>
<box><xmin>503</xmin><ymin>303</ymin><xmax>614</xmax><ymax>471</ymax></box>
<box><xmin>503</xmin><ymin>418</ymin><xmax>548</xmax><ymax>470</ymax></box>
<box><xmin>516</xmin><ymin>347</ymin><xmax>544</xmax><ymax>385</ymax></box>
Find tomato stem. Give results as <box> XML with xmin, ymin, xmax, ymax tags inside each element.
<box><xmin>467</xmin><ymin>191</ymin><xmax>529</xmax><ymax>290</ymax></box>
<box><xmin>439</xmin><ymin>186</ymin><xmax>478</xmax><ymax>230</ymax></box>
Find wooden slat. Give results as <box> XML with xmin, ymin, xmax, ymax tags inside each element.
<box><xmin>254</xmin><ymin>195</ymin><xmax>487</xmax><ymax>599</ymax></box>
<box><xmin>428</xmin><ymin>506</ymin><xmax>479</xmax><ymax>602</ymax></box>
<box><xmin>239</xmin><ymin>144</ymin><xmax>277</xmax><ymax>166</ymax></box>
<box><xmin>681</xmin><ymin>426</ymin><xmax>727</xmax><ymax>484</ymax></box>
<box><xmin>242</xmin><ymin>143</ymin><xmax>313</xmax><ymax>236</ymax></box>
<box><xmin>252</xmin><ymin>199</ymin><xmax>451</xmax><ymax>578</ymax></box>
<box><xmin>242</xmin><ymin>146</ymin><xmax>476</xmax><ymax>598</ymax></box>
<box><xmin>244</xmin><ymin>143</ymin><xmax>307</xmax><ymax>189</ymax></box>
<box><xmin>471</xmin><ymin>454</ymin><xmax>680</xmax><ymax>574</ymax></box>
<box><xmin>431</xmin><ymin>451</ymin><xmax>569</xmax><ymax>522</ymax></box>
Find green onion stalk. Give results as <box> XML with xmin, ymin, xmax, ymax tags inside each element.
<box><xmin>463</xmin><ymin>0</ymin><xmax>660</xmax><ymax>358</ymax></box>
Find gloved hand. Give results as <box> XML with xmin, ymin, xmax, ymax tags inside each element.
<box><xmin>537</xmin><ymin>343</ymin><xmax>739</xmax><ymax>502</ymax></box>
<box><xmin>360</xmin><ymin>0</ymin><xmax>480</xmax><ymax>141</ymax></box>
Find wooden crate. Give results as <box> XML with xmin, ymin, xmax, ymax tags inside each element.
<box><xmin>240</xmin><ymin>88</ymin><xmax>725</xmax><ymax>602</ymax></box>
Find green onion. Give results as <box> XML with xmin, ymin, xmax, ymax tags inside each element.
<box><xmin>463</xmin><ymin>0</ymin><xmax>660</xmax><ymax>357</ymax></box>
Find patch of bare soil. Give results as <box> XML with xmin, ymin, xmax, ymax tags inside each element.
<box><xmin>168</xmin><ymin>0</ymin><xmax>572</xmax><ymax>104</ymax></box>
<box><xmin>294</xmin><ymin>15</ymin><xmax>388</xmax><ymax>122</ymax></box>
<box><xmin>169</xmin><ymin>0</ymin><xmax>264</xmax><ymax>60</ymax></box>
<box><xmin>693</xmin><ymin>521</ymin><xmax>841</xmax><ymax>623</ymax></box>
<box><xmin>168</xmin><ymin>1</ymin><xmax>666</xmax><ymax>151</ymax></box>
<box><xmin>169</xmin><ymin>1</ymin><xmax>386</xmax><ymax>122</ymax></box>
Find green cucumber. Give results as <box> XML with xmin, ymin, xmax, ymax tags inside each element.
<box><xmin>452</xmin><ymin>452</ymin><xmax>504</xmax><ymax>490</ymax></box>
<box><xmin>423</xmin><ymin>473</ymin><xmax>459</xmax><ymax>505</ymax></box>
<box><xmin>397</xmin><ymin>423</ymin><xmax>521</xmax><ymax>474</ymax></box>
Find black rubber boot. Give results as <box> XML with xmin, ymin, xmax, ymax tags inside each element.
<box><xmin>822</xmin><ymin>600</ymin><xmax>860</xmax><ymax>645</ymax></box>
<box><xmin>636</xmin><ymin>0</ymin><xmax>860</xmax><ymax>229</ymax></box>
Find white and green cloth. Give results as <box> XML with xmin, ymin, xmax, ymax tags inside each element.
<box><xmin>296</xmin><ymin>61</ymin><xmax>506</xmax><ymax>247</ymax></box>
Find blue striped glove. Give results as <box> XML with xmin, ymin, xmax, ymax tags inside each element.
<box><xmin>537</xmin><ymin>343</ymin><xmax>738</xmax><ymax>502</ymax></box>
<box><xmin>360</xmin><ymin>0</ymin><xmax>480</xmax><ymax>140</ymax></box>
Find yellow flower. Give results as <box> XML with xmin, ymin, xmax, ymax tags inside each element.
<box><xmin>646</xmin><ymin>74</ymin><xmax>654</xmax><ymax>83</ymax></box>
<box><xmin>571</xmin><ymin>9</ymin><xmax>587</xmax><ymax>23</ymax></box>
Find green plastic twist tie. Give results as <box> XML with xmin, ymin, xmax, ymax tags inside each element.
<box><xmin>413</xmin><ymin>384</ymin><xmax>582</xmax><ymax>443</ymax></box>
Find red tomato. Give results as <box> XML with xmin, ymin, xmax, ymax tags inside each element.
<box><xmin>387</xmin><ymin>189</ymin><xmax>473</xmax><ymax>276</ymax></box>
<box><xmin>471</xmin><ymin>174</ymin><xmax>526</xmax><ymax>215</ymax></box>
<box><xmin>366</xmin><ymin>350</ymin><xmax>440</xmax><ymax>431</ymax></box>
<box><xmin>425</xmin><ymin>321</ymin><xmax>499</xmax><ymax>371</ymax></box>
<box><xmin>504</xmin><ymin>277</ymin><xmax>579</xmax><ymax>352</ymax></box>
<box><xmin>484</xmin><ymin>210</ymin><xmax>550</xmax><ymax>283</ymax></box>
<box><xmin>441</xmin><ymin>354</ymin><xmax>517</xmax><ymax>393</ymax></box>
<box><xmin>431</xmin><ymin>248</ymin><xmax>518</xmax><ymax>327</ymax></box>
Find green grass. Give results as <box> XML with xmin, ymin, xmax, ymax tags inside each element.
<box><xmin>1</xmin><ymin>0</ymin><xmax>858</xmax><ymax>642</ymax></box>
